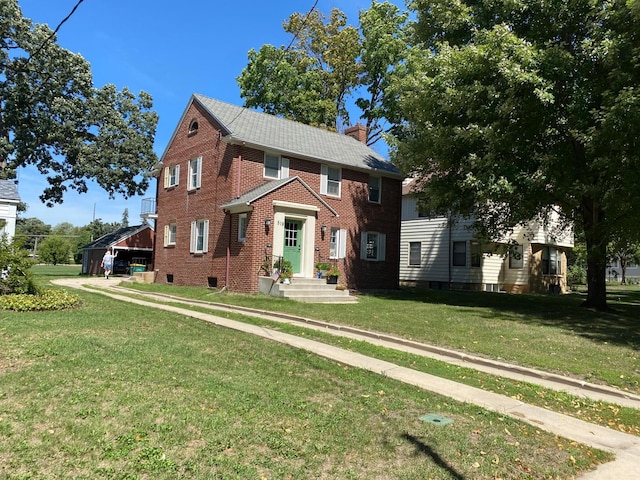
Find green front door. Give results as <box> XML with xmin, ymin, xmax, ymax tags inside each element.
<box><xmin>283</xmin><ymin>219</ymin><xmax>302</xmax><ymax>273</ymax></box>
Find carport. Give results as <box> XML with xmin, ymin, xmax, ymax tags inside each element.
<box><xmin>81</xmin><ymin>224</ymin><xmax>154</xmax><ymax>276</ymax></box>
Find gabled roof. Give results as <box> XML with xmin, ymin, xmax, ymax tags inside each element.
<box><xmin>0</xmin><ymin>180</ymin><xmax>20</xmax><ymax>202</ymax></box>
<box><xmin>220</xmin><ymin>176</ymin><xmax>339</xmax><ymax>217</ymax></box>
<box><xmin>82</xmin><ymin>224</ymin><xmax>152</xmax><ymax>250</ymax></box>
<box><xmin>189</xmin><ymin>94</ymin><xmax>400</xmax><ymax>177</ymax></box>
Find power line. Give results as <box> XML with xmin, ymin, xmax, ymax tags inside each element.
<box><xmin>28</xmin><ymin>0</ymin><xmax>86</xmax><ymax>62</ymax></box>
<box><xmin>285</xmin><ymin>0</ymin><xmax>319</xmax><ymax>51</ymax></box>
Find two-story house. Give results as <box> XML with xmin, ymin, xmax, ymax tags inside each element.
<box><xmin>153</xmin><ymin>94</ymin><xmax>402</xmax><ymax>293</ymax></box>
<box><xmin>400</xmin><ymin>178</ymin><xmax>574</xmax><ymax>293</ymax></box>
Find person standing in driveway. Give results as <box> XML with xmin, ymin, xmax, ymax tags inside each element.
<box><xmin>101</xmin><ymin>248</ymin><xmax>117</xmax><ymax>279</ymax></box>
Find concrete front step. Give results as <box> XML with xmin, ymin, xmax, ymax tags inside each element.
<box><xmin>259</xmin><ymin>276</ymin><xmax>357</xmax><ymax>303</ymax></box>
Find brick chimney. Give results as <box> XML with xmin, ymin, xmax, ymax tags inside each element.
<box><xmin>344</xmin><ymin>124</ymin><xmax>367</xmax><ymax>144</ymax></box>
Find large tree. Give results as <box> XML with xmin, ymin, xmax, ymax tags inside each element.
<box><xmin>237</xmin><ymin>2</ymin><xmax>408</xmax><ymax>144</ymax></box>
<box><xmin>388</xmin><ymin>0</ymin><xmax>640</xmax><ymax>310</ymax></box>
<box><xmin>0</xmin><ymin>0</ymin><xmax>158</xmax><ymax>205</ymax></box>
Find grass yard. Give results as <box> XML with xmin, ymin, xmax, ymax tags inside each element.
<box><xmin>0</xmin><ymin>271</ymin><xmax>615</xmax><ymax>478</ymax></box>
<box><xmin>122</xmin><ymin>280</ymin><xmax>640</xmax><ymax>395</ymax></box>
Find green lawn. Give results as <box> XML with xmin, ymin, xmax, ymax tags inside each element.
<box><xmin>122</xmin><ymin>280</ymin><xmax>640</xmax><ymax>395</ymax></box>
<box><xmin>0</xmin><ymin>287</ymin><xmax>611</xmax><ymax>479</ymax></box>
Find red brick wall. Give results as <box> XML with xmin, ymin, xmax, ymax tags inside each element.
<box><xmin>154</xmin><ymin>99</ymin><xmax>401</xmax><ymax>292</ymax></box>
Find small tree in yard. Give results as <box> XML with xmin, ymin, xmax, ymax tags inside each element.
<box><xmin>0</xmin><ymin>236</ymin><xmax>37</xmax><ymax>295</ymax></box>
<box><xmin>38</xmin><ymin>235</ymin><xmax>72</xmax><ymax>266</ymax></box>
<box><xmin>608</xmin><ymin>238</ymin><xmax>640</xmax><ymax>285</ymax></box>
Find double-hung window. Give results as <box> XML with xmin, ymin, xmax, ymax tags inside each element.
<box><xmin>190</xmin><ymin>219</ymin><xmax>209</xmax><ymax>254</ymax></box>
<box><xmin>452</xmin><ymin>241</ymin><xmax>466</xmax><ymax>266</ymax></box>
<box><xmin>164</xmin><ymin>164</ymin><xmax>180</xmax><ymax>188</ymax></box>
<box><xmin>368</xmin><ymin>176</ymin><xmax>381</xmax><ymax>203</ymax></box>
<box><xmin>470</xmin><ymin>241</ymin><xmax>482</xmax><ymax>268</ymax></box>
<box><xmin>542</xmin><ymin>246</ymin><xmax>561</xmax><ymax>275</ymax></box>
<box><xmin>238</xmin><ymin>214</ymin><xmax>248</xmax><ymax>243</ymax></box>
<box><xmin>509</xmin><ymin>244</ymin><xmax>524</xmax><ymax>269</ymax></box>
<box><xmin>360</xmin><ymin>231</ymin><xmax>386</xmax><ymax>262</ymax></box>
<box><xmin>188</xmin><ymin>156</ymin><xmax>202</xmax><ymax>190</ymax></box>
<box><xmin>264</xmin><ymin>153</ymin><xmax>289</xmax><ymax>179</ymax></box>
<box><xmin>409</xmin><ymin>242</ymin><xmax>421</xmax><ymax>266</ymax></box>
<box><xmin>164</xmin><ymin>223</ymin><xmax>177</xmax><ymax>247</ymax></box>
<box><xmin>329</xmin><ymin>228</ymin><xmax>347</xmax><ymax>259</ymax></box>
<box><xmin>321</xmin><ymin>164</ymin><xmax>341</xmax><ymax>197</ymax></box>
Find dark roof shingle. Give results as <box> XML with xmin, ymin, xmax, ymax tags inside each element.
<box><xmin>193</xmin><ymin>94</ymin><xmax>400</xmax><ymax>176</ymax></box>
<box><xmin>0</xmin><ymin>180</ymin><xmax>20</xmax><ymax>202</ymax></box>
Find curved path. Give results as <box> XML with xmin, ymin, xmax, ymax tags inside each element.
<box><xmin>52</xmin><ymin>277</ymin><xmax>640</xmax><ymax>478</ymax></box>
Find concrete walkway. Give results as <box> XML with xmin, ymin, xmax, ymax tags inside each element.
<box><xmin>52</xmin><ymin>277</ymin><xmax>640</xmax><ymax>478</ymax></box>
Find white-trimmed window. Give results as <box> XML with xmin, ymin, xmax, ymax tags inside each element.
<box><xmin>188</xmin><ymin>156</ymin><xmax>202</xmax><ymax>190</ymax></box>
<box><xmin>164</xmin><ymin>223</ymin><xmax>177</xmax><ymax>247</ymax></box>
<box><xmin>329</xmin><ymin>228</ymin><xmax>347</xmax><ymax>259</ymax></box>
<box><xmin>188</xmin><ymin>119</ymin><xmax>199</xmax><ymax>134</ymax></box>
<box><xmin>542</xmin><ymin>246</ymin><xmax>561</xmax><ymax>275</ymax></box>
<box><xmin>360</xmin><ymin>231</ymin><xmax>386</xmax><ymax>262</ymax></box>
<box><xmin>409</xmin><ymin>242</ymin><xmax>421</xmax><ymax>266</ymax></box>
<box><xmin>321</xmin><ymin>164</ymin><xmax>341</xmax><ymax>197</ymax></box>
<box><xmin>470</xmin><ymin>240</ymin><xmax>482</xmax><ymax>268</ymax></box>
<box><xmin>452</xmin><ymin>241</ymin><xmax>466</xmax><ymax>266</ymax></box>
<box><xmin>190</xmin><ymin>219</ymin><xmax>209</xmax><ymax>254</ymax></box>
<box><xmin>163</xmin><ymin>164</ymin><xmax>180</xmax><ymax>188</ymax></box>
<box><xmin>509</xmin><ymin>244</ymin><xmax>524</xmax><ymax>269</ymax></box>
<box><xmin>238</xmin><ymin>214</ymin><xmax>248</xmax><ymax>243</ymax></box>
<box><xmin>263</xmin><ymin>153</ymin><xmax>289</xmax><ymax>179</ymax></box>
<box><xmin>368</xmin><ymin>175</ymin><xmax>381</xmax><ymax>203</ymax></box>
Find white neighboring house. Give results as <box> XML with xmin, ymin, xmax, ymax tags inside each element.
<box><xmin>0</xmin><ymin>180</ymin><xmax>20</xmax><ymax>241</ymax></box>
<box><xmin>607</xmin><ymin>260</ymin><xmax>640</xmax><ymax>283</ymax></box>
<box><xmin>400</xmin><ymin>179</ymin><xmax>574</xmax><ymax>294</ymax></box>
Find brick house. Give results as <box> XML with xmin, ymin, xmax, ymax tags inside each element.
<box><xmin>152</xmin><ymin>94</ymin><xmax>402</xmax><ymax>293</ymax></box>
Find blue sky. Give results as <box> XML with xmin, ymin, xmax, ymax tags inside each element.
<box><xmin>16</xmin><ymin>0</ymin><xmax>405</xmax><ymax>227</ymax></box>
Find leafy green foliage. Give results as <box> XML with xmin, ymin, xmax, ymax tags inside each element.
<box><xmin>389</xmin><ymin>0</ymin><xmax>640</xmax><ymax>310</ymax></box>
<box><xmin>37</xmin><ymin>235</ymin><xmax>72</xmax><ymax>265</ymax></box>
<box><xmin>237</xmin><ymin>2</ymin><xmax>408</xmax><ymax>144</ymax></box>
<box><xmin>608</xmin><ymin>238</ymin><xmax>640</xmax><ymax>284</ymax></box>
<box><xmin>0</xmin><ymin>288</ymin><xmax>80</xmax><ymax>311</ymax></box>
<box><xmin>0</xmin><ymin>0</ymin><xmax>158</xmax><ymax>205</ymax></box>
<box><xmin>15</xmin><ymin>217</ymin><xmax>50</xmax><ymax>251</ymax></box>
<box><xmin>0</xmin><ymin>235</ymin><xmax>37</xmax><ymax>295</ymax></box>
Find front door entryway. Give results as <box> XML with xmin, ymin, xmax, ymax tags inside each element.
<box><xmin>283</xmin><ymin>219</ymin><xmax>302</xmax><ymax>273</ymax></box>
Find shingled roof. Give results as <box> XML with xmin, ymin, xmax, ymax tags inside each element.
<box><xmin>219</xmin><ymin>176</ymin><xmax>338</xmax><ymax>216</ymax></box>
<box><xmin>191</xmin><ymin>94</ymin><xmax>401</xmax><ymax>177</ymax></box>
<box><xmin>82</xmin><ymin>224</ymin><xmax>151</xmax><ymax>250</ymax></box>
<box><xmin>0</xmin><ymin>180</ymin><xmax>20</xmax><ymax>202</ymax></box>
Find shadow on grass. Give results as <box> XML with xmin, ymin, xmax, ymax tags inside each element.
<box><xmin>366</xmin><ymin>287</ymin><xmax>640</xmax><ymax>350</ymax></box>
<box><xmin>401</xmin><ymin>433</ymin><xmax>464</xmax><ymax>479</ymax></box>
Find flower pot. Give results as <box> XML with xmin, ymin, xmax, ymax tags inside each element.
<box><xmin>326</xmin><ymin>275</ymin><xmax>338</xmax><ymax>285</ymax></box>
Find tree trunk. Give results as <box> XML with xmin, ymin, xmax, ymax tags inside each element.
<box><xmin>581</xmin><ymin>198</ymin><xmax>610</xmax><ymax>311</ymax></box>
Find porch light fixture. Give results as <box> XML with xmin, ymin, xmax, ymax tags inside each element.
<box><xmin>321</xmin><ymin>225</ymin><xmax>327</xmax><ymax>233</ymax></box>
<box><xmin>265</xmin><ymin>219</ymin><xmax>271</xmax><ymax>228</ymax></box>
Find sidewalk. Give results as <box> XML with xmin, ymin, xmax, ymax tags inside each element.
<box><xmin>52</xmin><ymin>277</ymin><xmax>640</xmax><ymax>478</ymax></box>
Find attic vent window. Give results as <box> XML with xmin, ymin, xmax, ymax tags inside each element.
<box><xmin>188</xmin><ymin>119</ymin><xmax>199</xmax><ymax>134</ymax></box>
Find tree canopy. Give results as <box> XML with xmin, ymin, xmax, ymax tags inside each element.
<box><xmin>237</xmin><ymin>2</ymin><xmax>408</xmax><ymax>144</ymax></box>
<box><xmin>0</xmin><ymin>0</ymin><xmax>158</xmax><ymax>205</ymax></box>
<box><xmin>388</xmin><ymin>0</ymin><xmax>640</xmax><ymax>310</ymax></box>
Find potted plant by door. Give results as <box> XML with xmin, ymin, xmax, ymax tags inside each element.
<box><xmin>326</xmin><ymin>266</ymin><xmax>340</xmax><ymax>285</ymax></box>
<box><xmin>315</xmin><ymin>262</ymin><xmax>332</xmax><ymax>278</ymax></box>
<box><xmin>279</xmin><ymin>259</ymin><xmax>294</xmax><ymax>284</ymax></box>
